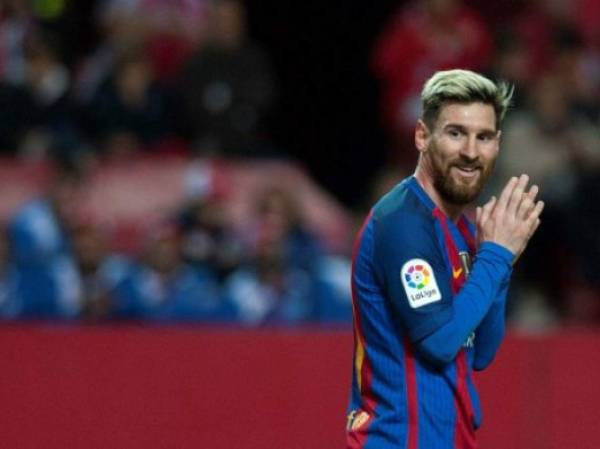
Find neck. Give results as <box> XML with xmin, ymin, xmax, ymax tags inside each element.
<box><xmin>414</xmin><ymin>165</ymin><xmax>464</xmax><ymax>222</ymax></box>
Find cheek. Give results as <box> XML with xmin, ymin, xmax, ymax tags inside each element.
<box><xmin>434</xmin><ymin>145</ymin><xmax>459</xmax><ymax>168</ymax></box>
<box><xmin>434</xmin><ymin>138</ymin><xmax>462</xmax><ymax>159</ymax></box>
<box><xmin>481</xmin><ymin>145</ymin><xmax>499</xmax><ymax>165</ymax></box>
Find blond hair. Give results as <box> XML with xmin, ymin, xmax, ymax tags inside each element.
<box><xmin>421</xmin><ymin>69</ymin><xmax>513</xmax><ymax>130</ymax></box>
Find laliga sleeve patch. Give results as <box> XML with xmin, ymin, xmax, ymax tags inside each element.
<box><xmin>400</xmin><ymin>259</ymin><xmax>442</xmax><ymax>308</ymax></box>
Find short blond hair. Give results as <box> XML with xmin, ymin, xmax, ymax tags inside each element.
<box><xmin>421</xmin><ymin>69</ymin><xmax>513</xmax><ymax>130</ymax></box>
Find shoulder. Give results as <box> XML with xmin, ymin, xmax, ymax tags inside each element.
<box><xmin>9</xmin><ymin>199</ymin><xmax>57</xmax><ymax>243</ymax></box>
<box><xmin>371</xmin><ymin>180</ymin><xmax>436</xmax><ymax>244</ymax></box>
<box><xmin>11</xmin><ymin>199</ymin><xmax>49</xmax><ymax>224</ymax></box>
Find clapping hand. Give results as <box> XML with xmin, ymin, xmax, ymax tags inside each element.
<box><xmin>475</xmin><ymin>174</ymin><xmax>544</xmax><ymax>260</ymax></box>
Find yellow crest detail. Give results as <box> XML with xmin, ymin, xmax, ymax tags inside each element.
<box><xmin>351</xmin><ymin>411</ymin><xmax>370</xmax><ymax>431</ymax></box>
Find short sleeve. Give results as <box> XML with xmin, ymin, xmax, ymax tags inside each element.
<box><xmin>372</xmin><ymin>211</ymin><xmax>454</xmax><ymax>342</ymax></box>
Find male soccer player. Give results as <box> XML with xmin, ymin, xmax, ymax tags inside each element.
<box><xmin>345</xmin><ymin>69</ymin><xmax>544</xmax><ymax>449</ymax></box>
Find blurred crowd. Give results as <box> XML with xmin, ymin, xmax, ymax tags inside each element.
<box><xmin>0</xmin><ymin>158</ymin><xmax>354</xmax><ymax>324</ymax></box>
<box><xmin>0</xmin><ymin>0</ymin><xmax>599</xmax><ymax>328</ymax></box>
<box><xmin>0</xmin><ymin>0</ymin><xmax>352</xmax><ymax>326</ymax></box>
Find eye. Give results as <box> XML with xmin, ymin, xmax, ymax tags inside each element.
<box><xmin>448</xmin><ymin>129</ymin><xmax>462</xmax><ymax>138</ymax></box>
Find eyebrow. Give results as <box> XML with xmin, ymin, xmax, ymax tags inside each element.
<box><xmin>443</xmin><ymin>123</ymin><xmax>498</xmax><ymax>135</ymax></box>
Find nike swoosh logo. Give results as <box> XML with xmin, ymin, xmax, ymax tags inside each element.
<box><xmin>453</xmin><ymin>268</ymin><xmax>463</xmax><ymax>279</ymax></box>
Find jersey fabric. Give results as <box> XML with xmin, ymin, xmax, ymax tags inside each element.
<box><xmin>346</xmin><ymin>176</ymin><xmax>514</xmax><ymax>449</ymax></box>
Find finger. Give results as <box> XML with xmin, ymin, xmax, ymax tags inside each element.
<box><xmin>516</xmin><ymin>194</ymin><xmax>535</xmax><ymax>220</ymax></box>
<box><xmin>525</xmin><ymin>201</ymin><xmax>545</xmax><ymax>228</ymax></box>
<box><xmin>520</xmin><ymin>185</ymin><xmax>539</xmax><ymax>220</ymax></box>
<box><xmin>529</xmin><ymin>218</ymin><xmax>541</xmax><ymax>238</ymax></box>
<box><xmin>480</xmin><ymin>196</ymin><xmax>496</xmax><ymax>225</ymax></box>
<box><xmin>525</xmin><ymin>184</ymin><xmax>539</xmax><ymax>202</ymax></box>
<box><xmin>495</xmin><ymin>176</ymin><xmax>519</xmax><ymax>216</ymax></box>
<box><xmin>506</xmin><ymin>174</ymin><xmax>529</xmax><ymax>218</ymax></box>
<box><xmin>476</xmin><ymin>206</ymin><xmax>482</xmax><ymax>225</ymax></box>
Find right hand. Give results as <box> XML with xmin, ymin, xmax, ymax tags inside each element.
<box><xmin>475</xmin><ymin>174</ymin><xmax>544</xmax><ymax>257</ymax></box>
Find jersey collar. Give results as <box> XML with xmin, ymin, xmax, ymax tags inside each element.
<box><xmin>407</xmin><ymin>175</ymin><xmax>437</xmax><ymax>212</ymax></box>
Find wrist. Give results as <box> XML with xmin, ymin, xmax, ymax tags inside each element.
<box><xmin>478</xmin><ymin>241</ymin><xmax>515</xmax><ymax>266</ymax></box>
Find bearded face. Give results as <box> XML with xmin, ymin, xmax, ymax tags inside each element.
<box><xmin>429</xmin><ymin>136</ymin><xmax>496</xmax><ymax>205</ymax></box>
<box><xmin>421</xmin><ymin>102</ymin><xmax>500</xmax><ymax>206</ymax></box>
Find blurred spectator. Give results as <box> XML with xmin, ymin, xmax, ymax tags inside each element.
<box><xmin>312</xmin><ymin>255</ymin><xmax>353</xmax><ymax>324</ymax></box>
<box><xmin>0</xmin><ymin>0</ymin><xmax>34</xmax><ymax>85</ymax></box>
<box><xmin>8</xmin><ymin>161</ymin><xmax>84</xmax><ymax>319</ymax></box>
<box><xmin>224</xmin><ymin>235</ymin><xmax>315</xmax><ymax>326</ymax></box>
<box><xmin>17</xmin><ymin>30</ymin><xmax>75</xmax><ymax>160</ymax></box>
<box><xmin>495</xmin><ymin>73</ymin><xmax>600</xmax><ymax>211</ymax></box>
<box><xmin>223</xmin><ymin>184</ymin><xmax>324</xmax><ymax>325</ymax></box>
<box><xmin>514</xmin><ymin>0</ymin><xmax>581</xmax><ymax>76</ymax></box>
<box><xmin>178</xmin><ymin>193</ymin><xmax>245</xmax><ymax>282</ymax></box>
<box><xmin>73</xmin><ymin>0</ymin><xmax>147</xmax><ymax>104</ymax></box>
<box><xmin>81</xmin><ymin>0</ymin><xmax>210</xmax><ymax>91</ymax></box>
<box><xmin>249</xmin><ymin>185</ymin><xmax>323</xmax><ymax>274</ymax></box>
<box><xmin>86</xmin><ymin>44</ymin><xmax>172</xmax><ymax>158</ymax></box>
<box><xmin>177</xmin><ymin>0</ymin><xmax>277</xmax><ymax>156</ymax></box>
<box><xmin>112</xmin><ymin>222</ymin><xmax>232</xmax><ymax>321</ymax></box>
<box><xmin>0</xmin><ymin>28</ymin><xmax>77</xmax><ymax>158</ymax></box>
<box><xmin>0</xmin><ymin>224</ymin><xmax>19</xmax><ymax>319</ymax></box>
<box><xmin>487</xmin><ymin>30</ymin><xmax>532</xmax><ymax>110</ymax></box>
<box><xmin>0</xmin><ymin>78</ymin><xmax>34</xmax><ymax>152</ymax></box>
<box><xmin>142</xmin><ymin>0</ymin><xmax>211</xmax><ymax>82</ymax></box>
<box><xmin>491</xmin><ymin>72</ymin><xmax>600</xmax><ymax>326</ymax></box>
<box><xmin>371</xmin><ymin>0</ymin><xmax>492</xmax><ymax>162</ymax></box>
<box><xmin>512</xmin><ymin>0</ymin><xmax>600</xmax><ymax>122</ymax></box>
<box><xmin>72</xmin><ymin>221</ymin><xmax>132</xmax><ymax>321</ymax></box>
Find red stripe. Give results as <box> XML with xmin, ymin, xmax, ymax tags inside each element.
<box><xmin>432</xmin><ymin>208</ymin><xmax>465</xmax><ymax>291</ymax></box>
<box><xmin>454</xmin><ymin>352</ymin><xmax>477</xmax><ymax>449</ymax></box>
<box><xmin>347</xmin><ymin>211</ymin><xmax>376</xmax><ymax>449</ymax></box>
<box><xmin>404</xmin><ymin>338</ymin><xmax>419</xmax><ymax>449</ymax></box>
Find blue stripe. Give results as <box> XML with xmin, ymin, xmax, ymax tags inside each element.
<box><xmin>416</xmin><ymin>359</ymin><xmax>457</xmax><ymax>449</ymax></box>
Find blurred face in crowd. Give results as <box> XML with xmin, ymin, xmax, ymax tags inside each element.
<box><xmin>73</xmin><ymin>225</ymin><xmax>107</xmax><ymax>274</ymax></box>
<box><xmin>104</xmin><ymin>132</ymin><xmax>140</xmax><ymax>159</ymax></box>
<box><xmin>49</xmin><ymin>172</ymin><xmax>84</xmax><ymax>227</ymax></box>
<box><xmin>256</xmin><ymin>238</ymin><xmax>286</xmax><ymax>290</ymax></box>
<box><xmin>145</xmin><ymin>228</ymin><xmax>181</xmax><ymax>275</ymax></box>
<box><xmin>116</xmin><ymin>56</ymin><xmax>152</xmax><ymax>106</ymax></box>
<box><xmin>257</xmin><ymin>188</ymin><xmax>298</xmax><ymax>243</ymax></box>
<box><xmin>193</xmin><ymin>199</ymin><xmax>226</xmax><ymax>231</ymax></box>
<box><xmin>531</xmin><ymin>75</ymin><xmax>569</xmax><ymax>130</ymax></box>
<box><xmin>211</xmin><ymin>0</ymin><xmax>246</xmax><ymax>48</ymax></box>
<box><xmin>424</xmin><ymin>0</ymin><xmax>458</xmax><ymax>20</ymax></box>
<box><xmin>416</xmin><ymin>102</ymin><xmax>500</xmax><ymax>205</ymax></box>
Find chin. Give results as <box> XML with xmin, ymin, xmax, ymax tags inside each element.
<box><xmin>445</xmin><ymin>183</ymin><xmax>482</xmax><ymax>205</ymax></box>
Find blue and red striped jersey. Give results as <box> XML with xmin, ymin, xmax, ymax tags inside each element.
<box><xmin>346</xmin><ymin>176</ymin><xmax>514</xmax><ymax>449</ymax></box>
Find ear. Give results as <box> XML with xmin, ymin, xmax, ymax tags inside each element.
<box><xmin>415</xmin><ymin>119</ymin><xmax>430</xmax><ymax>154</ymax></box>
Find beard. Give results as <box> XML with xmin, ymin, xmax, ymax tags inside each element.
<box><xmin>429</xmin><ymin>141</ymin><xmax>495</xmax><ymax>205</ymax></box>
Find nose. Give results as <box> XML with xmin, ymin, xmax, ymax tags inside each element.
<box><xmin>460</xmin><ymin>134</ymin><xmax>478</xmax><ymax>161</ymax></box>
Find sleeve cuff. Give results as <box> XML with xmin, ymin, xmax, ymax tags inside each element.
<box><xmin>478</xmin><ymin>241</ymin><xmax>515</xmax><ymax>266</ymax></box>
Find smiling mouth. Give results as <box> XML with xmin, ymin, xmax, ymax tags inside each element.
<box><xmin>452</xmin><ymin>166</ymin><xmax>481</xmax><ymax>178</ymax></box>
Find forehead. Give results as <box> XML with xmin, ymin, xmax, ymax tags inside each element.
<box><xmin>435</xmin><ymin>102</ymin><xmax>497</xmax><ymax>131</ymax></box>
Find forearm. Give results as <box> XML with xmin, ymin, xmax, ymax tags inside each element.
<box><xmin>416</xmin><ymin>242</ymin><xmax>513</xmax><ymax>366</ymax></box>
<box><xmin>473</xmin><ymin>289</ymin><xmax>507</xmax><ymax>371</ymax></box>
